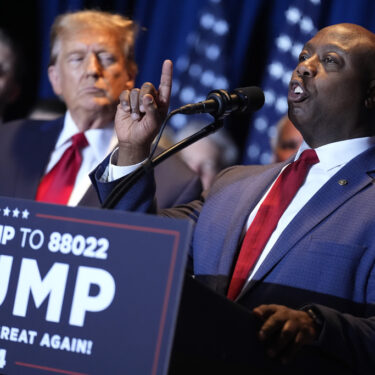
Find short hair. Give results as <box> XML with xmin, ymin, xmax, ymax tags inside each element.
<box><xmin>49</xmin><ymin>10</ymin><xmax>138</xmax><ymax>78</ymax></box>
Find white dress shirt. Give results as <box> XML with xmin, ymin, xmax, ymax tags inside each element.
<box><xmin>44</xmin><ymin>111</ymin><xmax>118</xmax><ymax>206</ymax></box>
<box><xmin>237</xmin><ymin>136</ymin><xmax>375</xmax><ymax>298</ymax></box>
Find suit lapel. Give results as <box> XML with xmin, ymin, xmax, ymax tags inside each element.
<box><xmin>249</xmin><ymin>147</ymin><xmax>375</xmax><ymax>287</ymax></box>
<box><xmin>216</xmin><ymin>163</ymin><xmax>287</xmax><ymax>276</ymax></box>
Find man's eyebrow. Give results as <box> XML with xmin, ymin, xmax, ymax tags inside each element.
<box><xmin>66</xmin><ymin>48</ymin><xmax>85</xmax><ymax>55</ymax></box>
<box><xmin>302</xmin><ymin>42</ymin><xmax>347</xmax><ymax>55</ymax></box>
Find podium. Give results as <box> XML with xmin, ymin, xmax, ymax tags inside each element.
<box><xmin>169</xmin><ymin>274</ymin><xmax>355</xmax><ymax>375</ymax></box>
<box><xmin>0</xmin><ymin>197</ymin><xmax>191</xmax><ymax>375</ymax></box>
<box><xmin>169</xmin><ymin>274</ymin><xmax>266</xmax><ymax>374</ymax></box>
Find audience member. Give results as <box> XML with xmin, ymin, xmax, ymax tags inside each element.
<box><xmin>93</xmin><ymin>23</ymin><xmax>375</xmax><ymax>373</ymax></box>
<box><xmin>0</xmin><ymin>29</ymin><xmax>20</xmax><ymax>124</ymax></box>
<box><xmin>0</xmin><ymin>10</ymin><xmax>201</xmax><ymax>208</ymax></box>
<box><xmin>271</xmin><ymin>114</ymin><xmax>303</xmax><ymax>162</ymax></box>
<box><xmin>174</xmin><ymin>122</ymin><xmax>238</xmax><ymax>189</ymax></box>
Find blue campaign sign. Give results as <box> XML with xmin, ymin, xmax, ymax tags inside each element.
<box><xmin>0</xmin><ymin>197</ymin><xmax>192</xmax><ymax>375</ymax></box>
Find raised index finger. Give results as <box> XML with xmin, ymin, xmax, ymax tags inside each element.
<box><xmin>158</xmin><ymin>59</ymin><xmax>173</xmax><ymax>106</ymax></box>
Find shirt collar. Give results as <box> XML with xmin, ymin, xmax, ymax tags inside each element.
<box><xmin>56</xmin><ymin>111</ymin><xmax>79</xmax><ymax>148</ymax></box>
<box><xmin>60</xmin><ymin>111</ymin><xmax>115</xmax><ymax>161</ymax></box>
<box><xmin>295</xmin><ymin>136</ymin><xmax>375</xmax><ymax>172</ymax></box>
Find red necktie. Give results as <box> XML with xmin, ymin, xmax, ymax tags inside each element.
<box><xmin>35</xmin><ymin>132</ymin><xmax>89</xmax><ymax>205</ymax></box>
<box><xmin>227</xmin><ymin>149</ymin><xmax>319</xmax><ymax>300</ymax></box>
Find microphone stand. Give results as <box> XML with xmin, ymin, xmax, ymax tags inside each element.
<box><xmin>101</xmin><ymin>117</ymin><xmax>224</xmax><ymax>209</ymax></box>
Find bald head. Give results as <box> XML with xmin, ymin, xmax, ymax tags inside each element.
<box><xmin>319</xmin><ymin>23</ymin><xmax>375</xmax><ymax>41</ymax></box>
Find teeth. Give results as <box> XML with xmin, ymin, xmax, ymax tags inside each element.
<box><xmin>294</xmin><ymin>86</ymin><xmax>303</xmax><ymax>94</ymax></box>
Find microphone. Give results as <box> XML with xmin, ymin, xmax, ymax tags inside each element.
<box><xmin>176</xmin><ymin>86</ymin><xmax>265</xmax><ymax>118</ymax></box>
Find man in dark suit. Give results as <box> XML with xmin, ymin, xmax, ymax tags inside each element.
<box><xmin>92</xmin><ymin>23</ymin><xmax>375</xmax><ymax>373</ymax></box>
<box><xmin>0</xmin><ymin>10</ymin><xmax>201</xmax><ymax>208</ymax></box>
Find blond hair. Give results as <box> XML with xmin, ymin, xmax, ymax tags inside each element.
<box><xmin>49</xmin><ymin>10</ymin><xmax>137</xmax><ymax>78</ymax></box>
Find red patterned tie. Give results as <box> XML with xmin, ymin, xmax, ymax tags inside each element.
<box><xmin>35</xmin><ymin>133</ymin><xmax>88</xmax><ymax>205</ymax></box>
<box><xmin>227</xmin><ymin>149</ymin><xmax>319</xmax><ymax>300</ymax></box>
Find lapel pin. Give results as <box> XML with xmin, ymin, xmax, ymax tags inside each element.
<box><xmin>338</xmin><ymin>179</ymin><xmax>348</xmax><ymax>186</ymax></box>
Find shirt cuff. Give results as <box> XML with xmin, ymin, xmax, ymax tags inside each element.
<box><xmin>100</xmin><ymin>147</ymin><xmax>146</xmax><ymax>182</ymax></box>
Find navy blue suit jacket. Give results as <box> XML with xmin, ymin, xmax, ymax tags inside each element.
<box><xmin>0</xmin><ymin>117</ymin><xmax>202</xmax><ymax>208</ymax></box>
<box><xmin>92</xmin><ymin>145</ymin><xmax>375</xmax><ymax>374</ymax></box>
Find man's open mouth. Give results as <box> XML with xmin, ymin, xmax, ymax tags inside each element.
<box><xmin>288</xmin><ymin>81</ymin><xmax>308</xmax><ymax>103</ymax></box>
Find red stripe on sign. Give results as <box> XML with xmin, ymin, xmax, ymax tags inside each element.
<box><xmin>35</xmin><ymin>213</ymin><xmax>180</xmax><ymax>237</ymax></box>
<box><xmin>152</xmin><ymin>232</ymin><xmax>180</xmax><ymax>375</ymax></box>
<box><xmin>15</xmin><ymin>361</ymin><xmax>88</xmax><ymax>375</ymax></box>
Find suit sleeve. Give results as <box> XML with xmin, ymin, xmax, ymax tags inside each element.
<box><xmin>91</xmin><ymin>154</ymin><xmax>205</xmax><ymax>217</ymax></box>
<box><xmin>90</xmin><ymin>154</ymin><xmax>157</xmax><ymax>213</ymax></box>
<box><xmin>311</xmin><ymin>276</ymin><xmax>375</xmax><ymax>374</ymax></box>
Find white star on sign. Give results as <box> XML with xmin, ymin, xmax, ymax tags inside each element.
<box><xmin>12</xmin><ymin>208</ymin><xmax>20</xmax><ymax>218</ymax></box>
<box><xmin>3</xmin><ymin>207</ymin><xmax>10</xmax><ymax>216</ymax></box>
<box><xmin>22</xmin><ymin>209</ymin><xmax>30</xmax><ymax>219</ymax></box>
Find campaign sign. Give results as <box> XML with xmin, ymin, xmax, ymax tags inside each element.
<box><xmin>0</xmin><ymin>197</ymin><xmax>192</xmax><ymax>375</ymax></box>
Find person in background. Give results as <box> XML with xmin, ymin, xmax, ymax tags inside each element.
<box><xmin>0</xmin><ymin>10</ymin><xmax>201</xmax><ymax>208</ymax></box>
<box><xmin>271</xmin><ymin>114</ymin><xmax>304</xmax><ymax>162</ymax></box>
<box><xmin>0</xmin><ymin>29</ymin><xmax>21</xmax><ymax>125</ymax></box>
<box><xmin>174</xmin><ymin>122</ymin><xmax>238</xmax><ymax>190</ymax></box>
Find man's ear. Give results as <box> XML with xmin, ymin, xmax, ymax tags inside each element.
<box><xmin>365</xmin><ymin>80</ymin><xmax>375</xmax><ymax>109</ymax></box>
<box><xmin>48</xmin><ymin>65</ymin><xmax>63</xmax><ymax>96</ymax></box>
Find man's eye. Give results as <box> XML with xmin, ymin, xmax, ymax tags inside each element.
<box><xmin>99</xmin><ymin>54</ymin><xmax>115</xmax><ymax>65</ymax></box>
<box><xmin>69</xmin><ymin>55</ymin><xmax>83</xmax><ymax>63</ymax></box>
<box><xmin>324</xmin><ymin>56</ymin><xmax>336</xmax><ymax>64</ymax></box>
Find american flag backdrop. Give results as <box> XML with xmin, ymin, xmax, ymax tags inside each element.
<box><xmin>167</xmin><ymin>0</ymin><xmax>322</xmax><ymax>164</ymax></box>
<box><xmin>243</xmin><ymin>0</ymin><xmax>322</xmax><ymax>164</ymax></box>
<box><xmin>168</xmin><ymin>0</ymin><xmax>230</xmax><ymax>131</ymax></box>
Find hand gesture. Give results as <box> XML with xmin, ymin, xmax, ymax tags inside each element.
<box><xmin>114</xmin><ymin>59</ymin><xmax>173</xmax><ymax>165</ymax></box>
<box><xmin>253</xmin><ymin>304</ymin><xmax>319</xmax><ymax>364</ymax></box>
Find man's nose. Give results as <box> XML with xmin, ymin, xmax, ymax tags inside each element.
<box><xmin>85</xmin><ymin>53</ymin><xmax>102</xmax><ymax>77</ymax></box>
<box><xmin>296</xmin><ymin>56</ymin><xmax>317</xmax><ymax>77</ymax></box>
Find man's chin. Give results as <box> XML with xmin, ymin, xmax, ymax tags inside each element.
<box><xmin>82</xmin><ymin>99</ymin><xmax>116</xmax><ymax>113</ymax></box>
<box><xmin>288</xmin><ymin>105</ymin><xmax>310</xmax><ymax>123</ymax></box>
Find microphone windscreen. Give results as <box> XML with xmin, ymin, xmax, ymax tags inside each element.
<box><xmin>234</xmin><ymin>86</ymin><xmax>265</xmax><ymax>114</ymax></box>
